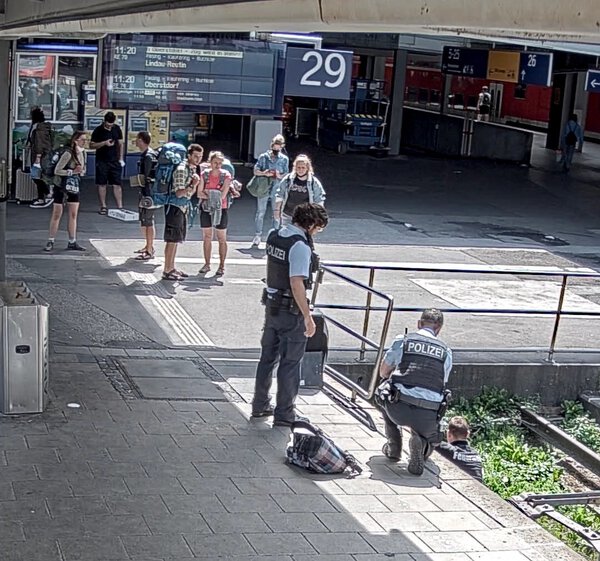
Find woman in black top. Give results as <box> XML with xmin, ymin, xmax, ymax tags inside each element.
<box><xmin>28</xmin><ymin>107</ymin><xmax>54</xmax><ymax>208</ymax></box>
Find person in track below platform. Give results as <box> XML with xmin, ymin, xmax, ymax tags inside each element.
<box><xmin>438</xmin><ymin>416</ymin><xmax>483</xmax><ymax>482</ymax></box>
<box><xmin>251</xmin><ymin>203</ymin><xmax>328</xmax><ymax>427</ymax></box>
<box><xmin>376</xmin><ymin>308</ymin><xmax>452</xmax><ymax>475</ymax></box>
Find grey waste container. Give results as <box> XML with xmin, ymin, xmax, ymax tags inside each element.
<box><xmin>0</xmin><ymin>281</ymin><xmax>49</xmax><ymax>415</ymax></box>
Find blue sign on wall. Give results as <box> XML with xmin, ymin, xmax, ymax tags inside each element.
<box><xmin>518</xmin><ymin>52</ymin><xmax>553</xmax><ymax>86</ymax></box>
<box><xmin>441</xmin><ymin>47</ymin><xmax>489</xmax><ymax>79</ymax></box>
<box><xmin>586</xmin><ymin>70</ymin><xmax>600</xmax><ymax>93</ymax></box>
<box><xmin>284</xmin><ymin>47</ymin><xmax>353</xmax><ymax>100</ymax></box>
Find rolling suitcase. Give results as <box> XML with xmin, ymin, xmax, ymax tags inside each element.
<box><xmin>15</xmin><ymin>169</ymin><xmax>37</xmax><ymax>204</ymax></box>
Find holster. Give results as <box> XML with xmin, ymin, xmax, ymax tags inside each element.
<box><xmin>437</xmin><ymin>389</ymin><xmax>452</xmax><ymax>422</ymax></box>
<box><xmin>261</xmin><ymin>288</ymin><xmax>300</xmax><ymax>315</ymax></box>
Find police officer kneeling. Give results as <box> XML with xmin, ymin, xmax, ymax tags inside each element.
<box><xmin>376</xmin><ymin>309</ymin><xmax>452</xmax><ymax>475</ymax></box>
<box><xmin>251</xmin><ymin>202</ymin><xmax>328</xmax><ymax>427</ymax></box>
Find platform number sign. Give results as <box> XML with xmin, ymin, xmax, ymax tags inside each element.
<box><xmin>284</xmin><ymin>47</ymin><xmax>353</xmax><ymax>99</ymax></box>
<box><xmin>518</xmin><ymin>52</ymin><xmax>553</xmax><ymax>87</ymax></box>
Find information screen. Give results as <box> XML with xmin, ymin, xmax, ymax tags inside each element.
<box><xmin>100</xmin><ymin>35</ymin><xmax>285</xmax><ymax>115</ymax></box>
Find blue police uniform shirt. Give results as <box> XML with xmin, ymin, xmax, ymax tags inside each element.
<box><xmin>266</xmin><ymin>224</ymin><xmax>311</xmax><ymax>293</ymax></box>
<box><xmin>382</xmin><ymin>327</ymin><xmax>453</xmax><ymax>402</ymax></box>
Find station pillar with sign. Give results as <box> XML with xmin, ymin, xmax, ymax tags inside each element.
<box><xmin>389</xmin><ymin>49</ymin><xmax>408</xmax><ymax>156</ymax></box>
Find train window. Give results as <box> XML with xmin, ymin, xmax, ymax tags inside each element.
<box><xmin>514</xmin><ymin>83</ymin><xmax>527</xmax><ymax>100</ymax></box>
<box><xmin>466</xmin><ymin>95</ymin><xmax>478</xmax><ymax>110</ymax></box>
<box><xmin>430</xmin><ymin>90</ymin><xmax>441</xmax><ymax>105</ymax></box>
<box><xmin>451</xmin><ymin>93</ymin><xmax>464</xmax><ymax>108</ymax></box>
<box><xmin>17</xmin><ymin>55</ymin><xmax>56</xmax><ymax>121</ymax></box>
<box><xmin>407</xmin><ymin>87</ymin><xmax>419</xmax><ymax>103</ymax></box>
<box><xmin>418</xmin><ymin>88</ymin><xmax>429</xmax><ymax>104</ymax></box>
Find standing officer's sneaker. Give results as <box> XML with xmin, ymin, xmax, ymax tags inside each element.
<box><xmin>251</xmin><ymin>407</ymin><xmax>274</xmax><ymax>418</ymax></box>
<box><xmin>407</xmin><ymin>434</ymin><xmax>425</xmax><ymax>475</ymax></box>
<box><xmin>382</xmin><ymin>441</ymin><xmax>401</xmax><ymax>461</ymax></box>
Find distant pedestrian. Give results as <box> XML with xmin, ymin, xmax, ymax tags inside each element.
<box><xmin>133</xmin><ymin>131</ymin><xmax>157</xmax><ymax>261</ymax></box>
<box><xmin>275</xmin><ymin>154</ymin><xmax>326</xmax><ymax>227</ymax></box>
<box><xmin>90</xmin><ymin>111</ymin><xmax>124</xmax><ymax>215</ymax></box>
<box><xmin>252</xmin><ymin>134</ymin><xmax>289</xmax><ymax>247</ymax></box>
<box><xmin>27</xmin><ymin>107</ymin><xmax>53</xmax><ymax>209</ymax></box>
<box><xmin>43</xmin><ymin>131</ymin><xmax>87</xmax><ymax>252</ymax></box>
<box><xmin>476</xmin><ymin>86</ymin><xmax>492</xmax><ymax>122</ymax></box>
<box><xmin>162</xmin><ymin>144</ymin><xmax>203</xmax><ymax>281</ymax></box>
<box><xmin>197</xmin><ymin>151</ymin><xmax>232</xmax><ymax>277</ymax></box>
<box><xmin>438</xmin><ymin>416</ymin><xmax>483</xmax><ymax>482</ymax></box>
<box><xmin>560</xmin><ymin>113</ymin><xmax>584</xmax><ymax>172</ymax></box>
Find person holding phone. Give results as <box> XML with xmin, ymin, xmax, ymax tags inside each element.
<box><xmin>90</xmin><ymin>111</ymin><xmax>124</xmax><ymax>215</ymax></box>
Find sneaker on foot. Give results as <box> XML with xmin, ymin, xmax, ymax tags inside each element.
<box><xmin>30</xmin><ymin>199</ymin><xmax>47</xmax><ymax>208</ymax></box>
<box><xmin>382</xmin><ymin>441</ymin><xmax>401</xmax><ymax>461</ymax></box>
<box><xmin>251</xmin><ymin>407</ymin><xmax>274</xmax><ymax>418</ymax></box>
<box><xmin>408</xmin><ymin>433</ymin><xmax>425</xmax><ymax>476</ymax></box>
<box><xmin>252</xmin><ymin>235</ymin><xmax>261</xmax><ymax>247</ymax></box>
<box><xmin>67</xmin><ymin>242</ymin><xmax>86</xmax><ymax>251</ymax></box>
<box><xmin>43</xmin><ymin>240</ymin><xmax>54</xmax><ymax>252</ymax></box>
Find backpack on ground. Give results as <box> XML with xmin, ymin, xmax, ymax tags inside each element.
<box><xmin>565</xmin><ymin>125</ymin><xmax>578</xmax><ymax>147</ymax></box>
<box><xmin>150</xmin><ymin>142</ymin><xmax>188</xmax><ymax>207</ymax></box>
<box><xmin>286</xmin><ymin>420</ymin><xmax>362</xmax><ymax>475</ymax></box>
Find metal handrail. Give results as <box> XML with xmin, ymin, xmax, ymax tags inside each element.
<box><xmin>314</xmin><ymin>261</ymin><xmax>600</xmax><ymax>367</ymax></box>
<box><xmin>311</xmin><ymin>265</ymin><xmax>394</xmax><ymax>401</ymax></box>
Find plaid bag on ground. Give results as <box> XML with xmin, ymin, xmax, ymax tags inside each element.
<box><xmin>286</xmin><ymin>420</ymin><xmax>362</xmax><ymax>475</ymax></box>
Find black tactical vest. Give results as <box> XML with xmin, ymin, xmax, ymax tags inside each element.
<box><xmin>391</xmin><ymin>332</ymin><xmax>448</xmax><ymax>393</ymax></box>
<box><xmin>265</xmin><ymin>230</ymin><xmax>313</xmax><ymax>291</ymax></box>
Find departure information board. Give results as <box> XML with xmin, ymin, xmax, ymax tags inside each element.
<box><xmin>100</xmin><ymin>35</ymin><xmax>285</xmax><ymax>115</ymax></box>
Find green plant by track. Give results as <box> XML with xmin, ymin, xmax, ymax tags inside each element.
<box><xmin>561</xmin><ymin>400</ymin><xmax>600</xmax><ymax>454</ymax></box>
<box><xmin>448</xmin><ymin>387</ymin><xmax>600</xmax><ymax>559</ymax></box>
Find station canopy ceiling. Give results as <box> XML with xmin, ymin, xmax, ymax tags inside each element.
<box><xmin>0</xmin><ymin>0</ymin><xmax>599</xmax><ymax>45</ymax></box>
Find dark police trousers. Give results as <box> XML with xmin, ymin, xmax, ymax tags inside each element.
<box><xmin>252</xmin><ymin>307</ymin><xmax>307</xmax><ymax>423</ymax></box>
<box><xmin>381</xmin><ymin>398</ymin><xmax>441</xmax><ymax>453</ymax></box>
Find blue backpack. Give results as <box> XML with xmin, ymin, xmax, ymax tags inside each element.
<box><xmin>151</xmin><ymin>142</ymin><xmax>189</xmax><ymax>207</ymax></box>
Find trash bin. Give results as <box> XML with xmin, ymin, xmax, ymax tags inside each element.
<box><xmin>0</xmin><ymin>281</ymin><xmax>49</xmax><ymax>415</ymax></box>
<box><xmin>300</xmin><ymin>312</ymin><xmax>328</xmax><ymax>389</ymax></box>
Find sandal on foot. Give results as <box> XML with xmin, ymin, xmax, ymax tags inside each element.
<box><xmin>162</xmin><ymin>270</ymin><xmax>182</xmax><ymax>281</ymax></box>
<box><xmin>216</xmin><ymin>267</ymin><xmax>225</xmax><ymax>276</ymax></box>
<box><xmin>134</xmin><ymin>247</ymin><xmax>147</xmax><ymax>254</ymax></box>
<box><xmin>175</xmin><ymin>269</ymin><xmax>189</xmax><ymax>278</ymax></box>
<box><xmin>98</xmin><ymin>207</ymin><xmax>108</xmax><ymax>215</ymax></box>
<box><xmin>199</xmin><ymin>264</ymin><xmax>211</xmax><ymax>274</ymax></box>
<box><xmin>135</xmin><ymin>251</ymin><xmax>154</xmax><ymax>261</ymax></box>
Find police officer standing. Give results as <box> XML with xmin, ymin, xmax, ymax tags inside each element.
<box><xmin>251</xmin><ymin>203</ymin><xmax>329</xmax><ymax>427</ymax></box>
<box><xmin>377</xmin><ymin>309</ymin><xmax>452</xmax><ymax>475</ymax></box>
<box><xmin>438</xmin><ymin>416</ymin><xmax>483</xmax><ymax>482</ymax></box>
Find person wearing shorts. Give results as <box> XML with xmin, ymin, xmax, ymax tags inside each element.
<box><xmin>44</xmin><ymin>131</ymin><xmax>88</xmax><ymax>252</ymax></box>
<box><xmin>197</xmin><ymin>151</ymin><xmax>231</xmax><ymax>277</ymax></box>
<box><xmin>134</xmin><ymin>131</ymin><xmax>157</xmax><ymax>260</ymax></box>
<box><xmin>90</xmin><ymin>111</ymin><xmax>124</xmax><ymax>215</ymax></box>
<box><xmin>162</xmin><ymin>143</ymin><xmax>204</xmax><ymax>281</ymax></box>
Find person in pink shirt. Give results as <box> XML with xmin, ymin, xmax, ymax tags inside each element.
<box><xmin>197</xmin><ymin>151</ymin><xmax>231</xmax><ymax>276</ymax></box>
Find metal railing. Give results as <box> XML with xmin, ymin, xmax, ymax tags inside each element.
<box><xmin>311</xmin><ymin>261</ymin><xmax>600</xmax><ymax>401</ymax></box>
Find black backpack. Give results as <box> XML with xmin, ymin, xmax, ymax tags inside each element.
<box><xmin>565</xmin><ymin>124</ymin><xmax>578</xmax><ymax>147</ymax></box>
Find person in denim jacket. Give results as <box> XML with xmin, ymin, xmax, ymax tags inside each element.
<box><xmin>274</xmin><ymin>154</ymin><xmax>325</xmax><ymax>227</ymax></box>
<box><xmin>252</xmin><ymin>134</ymin><xmax>289</xmax><ymax>247</ymax></box>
